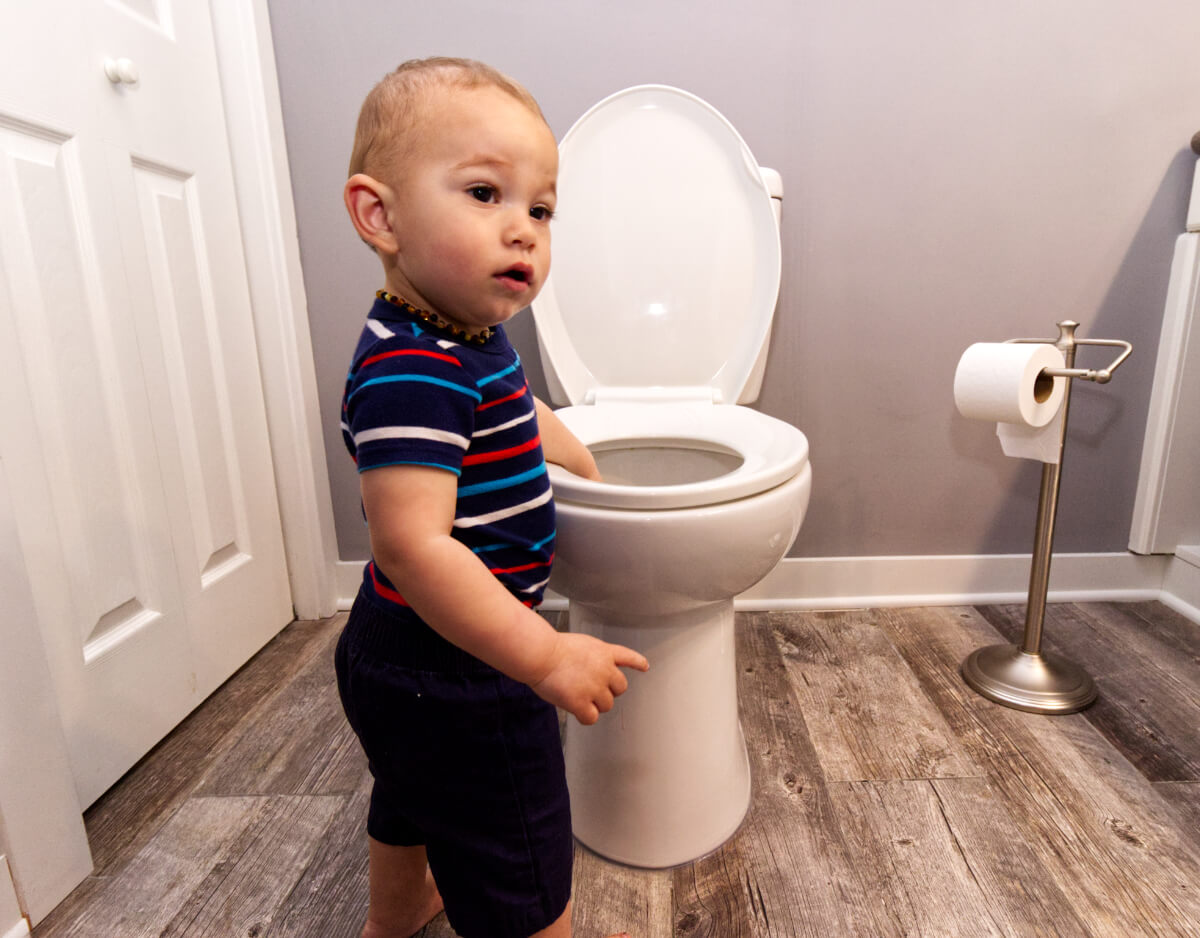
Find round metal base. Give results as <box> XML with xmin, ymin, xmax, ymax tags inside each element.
<box><xmin>961</xmin><ymin>643</ymin><xmax>1097</xmax><ymax>714</ymax></box>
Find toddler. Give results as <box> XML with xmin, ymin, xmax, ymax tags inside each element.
<box><xmin>335</xmin><ymin>57</ymin><xmax>648</xmax><ymax>938</ymax></box>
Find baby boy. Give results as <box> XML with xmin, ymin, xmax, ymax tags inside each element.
<box><xmin>335</xmin><ymin>57</ymin><xmax>648</xmax><ymax>938</ymax></box>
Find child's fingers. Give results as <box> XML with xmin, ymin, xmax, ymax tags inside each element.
<box><xmin>575</xmin><ymin>701</ymin><xmax>600</xmax><ymax>725</ymax></box>
<box><xmin>612</xmin><ymin>644</ymin><xmax>649</xmax><ymax>672</ymax></box>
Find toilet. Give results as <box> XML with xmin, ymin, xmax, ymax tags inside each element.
<box><xmin>530</xmin><ymin>86</ymin><xmax>812</xmax><ymax>868</ymax></box>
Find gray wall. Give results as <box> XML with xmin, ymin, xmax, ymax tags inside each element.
<box><xmin>267</xmin><ymin>0</ymin><xmax>1200</xmax><ymax>562</ymax></box>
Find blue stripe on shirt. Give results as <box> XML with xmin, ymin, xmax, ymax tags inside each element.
<box><xmin>471</xmin><ymin>530</ymin><xmax>556</xmax><ymax>554</ymax></box>
<box><xmin>477</xmin><ymin>361</ymin><xmax>520</xmax><ymax>387</ymax></box>
<box><xmin>358</xmin><ymin>458</ymin><xmax>462</xmax><ymax>476</ymax></box>
<box><xmin>457</xmin><ymin>464</ymin><xmax>547</xmax><ymax>497</ymax></box>
<box><xmin>352</xmin><ymin>374</ymin><xmax>483</xmax><ymax>402</ymax></box>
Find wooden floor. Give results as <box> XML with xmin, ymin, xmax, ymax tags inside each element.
<box><xmin>32</xmin><ymin>601</ymin><xmax>1200</xmax><ymax>938</ymax></box>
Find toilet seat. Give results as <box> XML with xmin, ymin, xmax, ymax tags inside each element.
<box><xmin>549</xmin><ymin>403</ymin><xmax>808</xmax><ymax>510</ymax></box>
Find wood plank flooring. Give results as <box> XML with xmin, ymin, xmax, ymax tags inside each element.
<box><xmin>32</xmin><ymin>602</ymin><xmax>1200</xmax><ymax>938</ymax></box>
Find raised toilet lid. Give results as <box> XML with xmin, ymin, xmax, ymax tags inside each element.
<box><xmin>531</xmin><ymin>85</ymin><xmax>782</xmax><ymax>405</ymax></box>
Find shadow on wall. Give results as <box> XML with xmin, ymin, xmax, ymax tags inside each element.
<box><xmin>965</xmin><ymin>146</ymin><xmax>1198</xmax><ymax>556</ymax></box>
<box><xmin>506</xmin><ymin>308</ymin><xmax>553</xmax><ymax>402</ymax></box>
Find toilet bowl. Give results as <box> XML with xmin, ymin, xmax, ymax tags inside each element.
<box><xmin>530</xmin><ymin>86</ymin><xmax>812</xmax><ymax>868</ymax></box>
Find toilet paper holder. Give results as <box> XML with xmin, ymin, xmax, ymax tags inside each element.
<box><xmin>1007</xmin><ymin>333</ymin><xmax>1132</xmax><ymax>384</ymax></box>
<box><xmin>961</xmin><ymin>319</ymin><xmax>1132</xmax><ymax>714</ymax></box>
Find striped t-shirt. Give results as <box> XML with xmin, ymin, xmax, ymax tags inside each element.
<box><xmin>342</xmin><ymin>296</ymin><xmax>555</xmax><ymax>618</ymax></box>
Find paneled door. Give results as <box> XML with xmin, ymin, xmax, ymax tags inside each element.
<box><xmin>0</xmin><ymin>0</ymin><xmax>292</xmax><ymax>805</ymax></box>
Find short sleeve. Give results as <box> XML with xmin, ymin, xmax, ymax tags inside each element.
<box><xmin>344</xmin><ymin>339</ymin><xmax>481</xmax><ymax>475</ymax></box>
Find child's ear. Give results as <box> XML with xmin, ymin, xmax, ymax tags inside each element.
<box><xmin>344</xmin><ymin>174</ymin><xmax>399</xmax><ymax>254</ymax></box>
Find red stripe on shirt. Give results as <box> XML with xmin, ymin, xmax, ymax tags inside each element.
<box><xmin>487</xmin><ymin>554</ymin><xmax>554</xmax><ymax>576</ymax></box>
<box><xmin>462</xmin><ymin>435</ymin><xmax>542</xmax><ymax>466</ymax></box>
<box><xmin>369</xmin><ymin>561</ymin><xmax>409</xmax><ymax>606</ymax></box>
<box><xmin>476</xmin><ymin>383</ymin><xmax>528</xmax><ymax>412</ymax></box>
<box><xmin>362</xmin><ymin>349</ymin><xmax>460</xmax><ymax>369</ymax></box>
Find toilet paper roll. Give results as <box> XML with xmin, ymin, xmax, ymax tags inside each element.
<box><xmin>953</xmin><ymin>342</ymin><xmax>1066</xmax><ymax>427</ymax></box>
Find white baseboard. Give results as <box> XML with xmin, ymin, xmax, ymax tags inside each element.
<box><xmin>731</xmin><ymin>551</ymin><xmax>1169</xmax><ymax>610</ymax></box>
<box><xmin>2</xmin><ymin>920</ymin><xmax>29</xmax><ymax>938</ymax></box>
<box><xmin>1175</xmin><ymin>544</ymin><xmax>1200</xmax><ymax>568</ymax></box>
<box><xmin>0</xmin><ymin>857</ymin><xmax>28</xmax><ymax>938</ymax></box>
<box><xmin>1161</xmin><ymin>548</ymin><xmax>1200</xmax><ymax>623</ymax></box>
<box><xmin>342</xmin><ymin>552</ymin><xmax>1181</xmax><ymax>614</ymax></box>
<box><xmin>337</xmin><ymin>561</ymin><xmax>362</xmax><ymax>609</ymax></box>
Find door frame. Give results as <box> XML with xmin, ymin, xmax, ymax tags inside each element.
<box><xmin>209</xmin><ymin>0</ymin><xmax>340</xmax><ymax>621</ymax></box>
<box><xmin>1129</xmin><ymin>158</ymin><xmax>1200</xmax><ymax>557</ymax></box>
<box><xmin>0</xmin><ymin>0</ymin><xmax>337</xmax><ymax>923</ymax></box>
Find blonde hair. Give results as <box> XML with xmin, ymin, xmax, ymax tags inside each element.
<box><xmin>348</xmin><ymin>57</ymin><xmax>546</xmax><ymax>182</ymax></box>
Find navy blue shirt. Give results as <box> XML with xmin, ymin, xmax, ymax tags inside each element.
<box><xmin>342</xmin><ymin>297</ymin><xmax>555</xmax><ymax>617</ymax></box>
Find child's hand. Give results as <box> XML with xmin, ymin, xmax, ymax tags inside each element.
<box><xmin>533</xmin><ymin>398</ymin><xmax>603</xmax><ymax>482</ymax></box>
<box><xmin>529</xmin><ymin>633</ymin><xmax>649</xmax><ymax>725</ymax></box>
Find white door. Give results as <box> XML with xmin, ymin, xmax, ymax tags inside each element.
<box><xmin>0</xmin><ymin>0</ymin><xmax>292</xmax><ymax>805</ymax></box>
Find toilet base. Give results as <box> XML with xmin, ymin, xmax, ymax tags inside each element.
<box><xmin>563</xmin><ymin>599</ymin><xmax>751</xmax><ymax>868</ymax></box>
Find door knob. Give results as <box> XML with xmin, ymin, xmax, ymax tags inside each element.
<box><xmin>104</xmin><ymin>57</ymin><xmax>140</xmax><ymax>85</ymax></box>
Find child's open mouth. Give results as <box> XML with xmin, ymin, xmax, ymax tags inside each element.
<box><xmin>497</xmin><ymin>264</ymin><xmax>533</xmax><ymax>286</ymax></box>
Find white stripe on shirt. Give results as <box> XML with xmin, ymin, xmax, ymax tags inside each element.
<box><xmin>366</xmin><ymin>319</ymin><xmax>395</xmax><ymax>339</ymax></box>
<box><xmin>354</xmin><ymin>425</ymin><xmax>470</xmax><ymax>449</ymax></box>
<box><xmin>521</xmin><ymin>575</ymin><xmax>552</xmax><ymax>594</ymax></box>
<box><xmin>472</xmin><ymin>409</ymin><xmax>536</xmax><ymax>438</ymax></box>
<box><xmin>453</xmin><ymin>487</ymin><xmax>553</xmax><ymax>529</ymax></box>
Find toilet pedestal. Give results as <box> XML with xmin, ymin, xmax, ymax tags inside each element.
<box><xmin>564</xmin><ymin>600</ymin><xmax>751</xmax><ymax>869</ymax></box>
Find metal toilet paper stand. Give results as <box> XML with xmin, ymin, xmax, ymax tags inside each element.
<box><xmin>961</xmin><ymin>320</ymin><xmax>1132</xmax><ymax>714</ymax></box>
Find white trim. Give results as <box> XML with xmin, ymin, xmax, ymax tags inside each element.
<box><xmin>1161</xmin><ymin>549</ymin><xmax>1200</xmax><ymax>624</ymax></box>
<box><xmin>345</xmin><ymin>552</ymin><xmax>1182</xmax><ymax>615</ymax></box>
<box><xmin>1189</xmin><ymin>159</ymin><xmax>1200</xmax><ymax>233</ymax></box>
<box><xmin>209</xmin><ymin>0</ymin><xmax>339</xmax><ymax>618</ymax></box>
<box><xmin>1</xmin><ymin>920</ymin><xmax>29</xmax><ymax>938</ymax></box>
<box><xmin>543</xmin><ymin>552</ymin><xmax>1170</xmax><ymax>611</ymax></box>
<box><xmin>1</xmin><ymin>922</ymin><xmax>29</xmax><ymax>938</ymax></box>
<box><xmin>0</xmin><ymin>857</ymin><xmax>30</xmax><ymax>938</ymax></box>
<box><xmin>337</xmin><ymin>560</ymin><xmax>362</xmax><ymax>609</ymax></box>
<box><xmin>730</xmin><ymin>552</ymin><xmax>1168</xmax><ymax>610</ymax></box>
<box><xmin>0</xmin><ymin>459</ymin><xmax>93</xmax><ymax>925</ymax></box>
<box><xmin>1129</xmin><ymin>212</ymin><xmax>1199</xmax><ymax>554</ymax></box>
<box><xmin>1176</xmin><ymin>544</ymin><xmax>1200</xmax><ymax>569</ymax></box>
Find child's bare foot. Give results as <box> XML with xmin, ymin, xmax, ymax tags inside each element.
<box><xmin>361</xmin><ymin>865</ymin><xmax>443</xmax><ymax>938</ymax></box>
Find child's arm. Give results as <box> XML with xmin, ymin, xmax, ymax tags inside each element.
<box><xmin>361</xmin><ymin>465</ymin><xmax>647</xmax><ymax>723</ymax></box>
<box><xmin>534</xmin><ymin>397</ymin><xmax>601</xmax><ymax>481</ymax></box>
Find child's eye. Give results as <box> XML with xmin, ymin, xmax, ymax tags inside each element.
<box><xmin>468</xmin><ymin>185</ymin><xmax>497</xmax><ymax>203</ymax></box>
<box><xmin>530</xmin><ymin>205</ymin><xmax>555</xmax><ymax>222</ymax></box>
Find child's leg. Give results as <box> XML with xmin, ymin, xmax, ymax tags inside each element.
<box><xmin>361</xmin><ymin>837</ymin><xmax>444</xmax><ymax>938</ymax></box>
<box><xmin>528</xmin><ymin>900</ymin><xmax>570</xmax><ymax>938</ymax></box>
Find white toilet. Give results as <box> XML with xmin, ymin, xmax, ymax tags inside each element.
<box><xmin>531</xmin><ymin>86</ymin><xmax>812</xmax><ymax>868</ymax></box>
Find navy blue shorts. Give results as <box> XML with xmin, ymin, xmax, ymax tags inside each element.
<box><xmin>334</xmin><ymin>590</ymin><xmax>573</xmax><ymax>938</ymax></box>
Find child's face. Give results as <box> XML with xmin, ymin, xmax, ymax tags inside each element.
<box><xmin>382</xmin><ymin>85</ymin><xmax>558</xmax><ymax>335</ymax></box>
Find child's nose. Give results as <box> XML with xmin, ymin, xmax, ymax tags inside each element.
<box><xmin>504</xmin><ymin>209</ymin><xmax>537</xmax><ymax>245</ymax></box>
